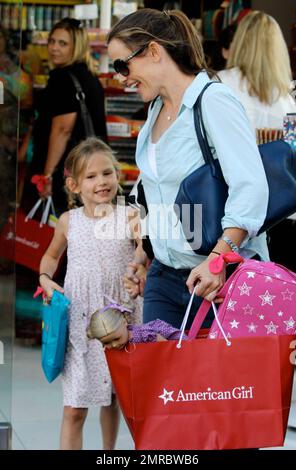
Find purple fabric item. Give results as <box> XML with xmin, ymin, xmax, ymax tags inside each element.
<box><xmin>128</xmin><ymin>319</ymin><xmax>188</xmax><ymax>343</ymax></box>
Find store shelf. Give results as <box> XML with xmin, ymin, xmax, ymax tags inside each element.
<box><xmin>31</xmin><ymin>29</ymin><xmax>108</xmax><ymax>49</ymax></box>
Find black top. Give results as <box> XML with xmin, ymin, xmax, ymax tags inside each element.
<box><xmin>32</xmin><ymin>61</ymin><xmax>107</xmax><ymax>173</ymax></box>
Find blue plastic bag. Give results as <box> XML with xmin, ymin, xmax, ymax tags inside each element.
<box><xmin>41</xmin><ymin>291</ymin><xmax>70</xmax><ymax>383</ymax></box>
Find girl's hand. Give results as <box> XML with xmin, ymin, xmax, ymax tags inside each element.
<box><xmin>39</xmin><ymin>178</ymin><xmax>52</xmax><ymax>199</ymax></box>
<box><xmin>124</xmin><ymin>262</ymin><xmax>146</xmax><ymax>298</ymax></box>
<box><xmin>39</xmin><ymin>277</ymin><xmax>64</xmax><ymax>303</ymax></box>
<box><xmin>186</xmin><ymin>253</ymin><xmax>226</xmax><ymax>302</ymax></box>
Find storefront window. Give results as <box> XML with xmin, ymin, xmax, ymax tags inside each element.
<box><xmin>0</xmin><ymin>0</ymin><xmax>21</xmax><ymax>450</ymax></box>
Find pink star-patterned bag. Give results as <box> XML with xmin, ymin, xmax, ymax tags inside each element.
<box><xmin>188</xmin><ymin>253</ymin><xmax>296</xmax><ymax>341</ymax></box>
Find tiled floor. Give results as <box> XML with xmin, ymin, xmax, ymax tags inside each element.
<box><xmin>11</xmin><ymin>340</ymin><xmax>133</xmax><ymax>450</ymax></box>
<box><xmin>8</xmin><ymin>340</ymin><xmax>296</xmax><ymax>450</ymax></box>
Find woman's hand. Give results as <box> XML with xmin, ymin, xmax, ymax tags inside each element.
<box><xmin>186</xmin><ymin>254</ymin><xmax>226</xmax><ymax>302</ymax></box>
<box><xmin>124</xmin><ymin>262</ymin><xmax>147</xmax><ymax>298</ymax></box>
<box><xmin>39</xmin><ymin>276</ymin><xmax>64</xmax><ymax>304</ymax></box>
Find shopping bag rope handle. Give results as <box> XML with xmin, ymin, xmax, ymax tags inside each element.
<box><xmin>25</xmin><ymin>196</ymin><xmax>56</xmax><ymax>227</ymax></box>
<box><xmin>186</xmin><ymin>298</ymin><xmax>231</xmax><ymax>346</ymax></box>
<box><xmin>177</xmin><ymin>287</ymin><xmax>197</xmax><ymax>349</ymax></box>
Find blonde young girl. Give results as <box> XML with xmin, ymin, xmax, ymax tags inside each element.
<box><xmin>39</xmin><ymin>137</ymin><xmax>144</xmax><ymax>450</ymax></box>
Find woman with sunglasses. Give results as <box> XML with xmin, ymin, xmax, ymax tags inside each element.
<box><xmin>27</xmin><ymin>18</ymin><xmax>107</xmax><ymax>214</ymax></box>
<box><xmin>108</xmin><ymin>9</ymin><xmax>269</xmax><ymax>329</ymax></box>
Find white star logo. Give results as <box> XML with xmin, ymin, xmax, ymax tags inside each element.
<box><xmin>265</xmin><ymin>276</ymin><xmax>273</xmax><ymax>282</ymax></box>
<box><xmin>227</xmin><ymin>299</ymin><xmax>237</xmax><ymax>311</ymax></box>
<box><xmin>247</xmin><ymin>323</ymin><xmax>258</xmax><ymax>333</ymax></box>
<box><xmin>283</xmin><ymin>316</ymin><xmax>295</xmax><ymax>331</ymax></box>
<box><xmin>277</xmin><ymin>311</ymin><xmax>284</xmax><ymax>317</ymax></box>
<box><xmin>281</xmin><ymin>289</ymin><xmax>294</xmax><ymax>301</ymax></box>
<box><xmin>238</xmin><ymin>282</ymin><xmax>252</xmax><ymax>296</ymax></box>
<box><xmin>259</xmin><ymin>290</ymin><xmax>276</xmax><ymax>306</ymax></box>
<box><xmin>247</xmin><ymin>272</ymin><xmax>255</xmax><ymax>278</ymax></box>
<box><xmin>264</xmin><ymin>321</ymin><xmax>279</xmax><ymax>335</ymax></box>
<box><xmin>258</xmin><ymin>314</ymin><xmax>265</xmax><ymax>320</ymax></box>
<box><xmin>230</xmin><ymin>319</ymin><xmax>239</xmax><ymax>329</ymax></box>
<box><xmin>158</xmin><ymin>388</ymin><xmax>174</xmax><ymax>405</ymax></box>
<box><xmin>243</xmin><ymin>304</ymin><xmax>254</xmax><ymax>315</ymax></box>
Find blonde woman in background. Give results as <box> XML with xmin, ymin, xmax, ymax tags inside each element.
<box><xmin>27</xmin><ymin>18</ymin><xmax>107</xmax><ymax>214</ymax></box>
<box><xmin>218</xmin><ymin>10</ymin><xmax>296</xmax><ymax>131</ymax></box>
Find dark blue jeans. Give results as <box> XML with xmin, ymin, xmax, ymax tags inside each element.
<box><xmin>143</xmin><ymin>259</ymin><xmax>214</xmax><ymax>329</ymax></box>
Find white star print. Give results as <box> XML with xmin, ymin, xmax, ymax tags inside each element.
<box><xmin>264</xmin><ymin>321</ymin><xmax>279</xmax><ymax>335</ymax></box>
<box><xmin>283</xmin><ymin>317</ymin><xmax>295</xmax><ymax>331</ymax></box>
<box><xmin>246</xmin><ymin>272</ymin><xmax>255</xmax><ymax>278</ymax></box>
<box><xmin>258</xmin><ymin>314</ymin><xmax>265</xmax><ymax>320</ymax></box>
<box><xmin>158</xmin><ymin>388</ymin><xmax>174</xmax><ymax>405</ymax></box>
<box><xmin>265</xmin><ymin>276</ymin><xmax>273</xmax><ymax>282</ymax></box>
<box><xmin>259</xmin><ymin>290</ymin><xmax>276</xmax><ymax>306</ymax></box>
<box><xmin>281</xmin><ymin>289</ymin><xmax>294</xmax><ymax>301</ymax></box>
<box><xmin>227</xmin><ymin>299</ymin><xmax>237</xmax><ymax>311</ymax></box>
<box><xmin>238</xmin><ymin>282</ymin><xmax>253</xmax><ymax>296</ymax></box>
<box><xmin>247</xmin><ymin>323</ymin><xmax>258</xmax><ymax>333</ymax></box>
<box><xmin>277</xmin><ymin>311</ymin><xmax>284</xmax><ymax>317</ymax></box>
<box><xmin>230</xmin><ymin>319</ymin><xmax>239</xmax><ymax>329</ymax></box>
<box><xmin>243</xmin><ymin>304</ymin><xmax>254</xmax><ymax>315</ymax></box>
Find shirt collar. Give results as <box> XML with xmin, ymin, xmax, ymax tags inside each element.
<box><xmin>182</xmin><ymin>71</ymin><xmax>211</xmax><ymax>109</ymax></box>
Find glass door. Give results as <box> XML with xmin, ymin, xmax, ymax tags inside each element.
<box><xmin>0</xmin><ymin>0</ymin><xmax>22</xmax><ymax>449</ymax></box>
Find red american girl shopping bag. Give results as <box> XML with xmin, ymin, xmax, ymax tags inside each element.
<box><xmin>106</xmin><ymin>334</ymin><xmax>295</xmax><ymax>450</ymax></box>
<box><xmin>0</xmin><ymin>197</ymin><xmax>56</xmax><ymax>272</ymax></box>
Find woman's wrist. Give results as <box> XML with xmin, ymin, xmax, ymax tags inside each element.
<box><xmin>219</xmin><ymin>235</ymin><xmax>240</xmax><ymax>253</ymax></box>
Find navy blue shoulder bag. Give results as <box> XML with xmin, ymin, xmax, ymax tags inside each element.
<box><xmin>174</xmin><ymin>81</ymin><xmax>296</xmax><ymax>255</ymax></box>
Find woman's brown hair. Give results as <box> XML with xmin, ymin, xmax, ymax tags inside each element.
<box><xmin>108</xmin><ymin>9</ymin><xmax>213</xmax><ymax>76</ymax></box>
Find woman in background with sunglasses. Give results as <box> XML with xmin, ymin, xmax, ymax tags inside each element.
<box><xmin>26</xmin><ymin>18</ymin><xmax>107</xmax><ymax>214</ymax></box>
<box><xmin>108</xmin><ymin>9</ymin><xmax>269</xmax><ymax>329</ymax></box>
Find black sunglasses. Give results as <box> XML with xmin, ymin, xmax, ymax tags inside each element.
<box><xmin>113</xmin><ymin>45</ymin><xmax>146</xmax><ymax>77</ymax></box>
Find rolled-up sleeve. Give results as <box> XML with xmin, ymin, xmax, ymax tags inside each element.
<box><xmin>202</xmin><ymin>85</ymin><xmax>269</xmax><ymax>238</ymax></box>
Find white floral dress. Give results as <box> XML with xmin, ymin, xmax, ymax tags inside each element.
<box><xmin>62</xmin><ymin>205</ymin><xmax>142</xmax><ymax>408</ymax></box>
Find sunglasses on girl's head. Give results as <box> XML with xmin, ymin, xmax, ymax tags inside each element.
<box><xmin>113</xmin><ymin>45</ymin><xmax>146</xmax><ymax>77</ymax></box>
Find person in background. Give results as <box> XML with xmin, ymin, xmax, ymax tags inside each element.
<box><xmin>39</xmin><ymin>138</ymin><xmax>143</xmax><ymax>450</ymax></box>
<box><xmin>107</xmin><ymin>8</ymin><xmax>269</xmax><ymax>329</ymax></box>
<box><xmin>29</xmin><ymin>18</ymin><xmax>107</xmax><ymax>214</ymax></box>
<box><xmin>218</xmin><ymin>24</ymin><xmax>236</xmax><ymax>69</ymax></box>
<box><xmin>203</xmin><ymin>24</ymin><xmax>236</xmax><ymax>72</ymax></box>
<box><xmin>218</xmin><ymin>11</ymin><xmax>296</xmax><ymax>130</ymax></box>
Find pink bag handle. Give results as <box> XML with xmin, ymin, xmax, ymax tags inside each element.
<box><xmin>188</xmin><ymin>299</ymin><xmax>212</xmax><ymax>339</ymax></box>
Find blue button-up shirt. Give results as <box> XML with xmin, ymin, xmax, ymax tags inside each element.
<box><xmin>136</xmin><ymin>72</ymin><xmax>269</xmax><ymax>268</ymax></box>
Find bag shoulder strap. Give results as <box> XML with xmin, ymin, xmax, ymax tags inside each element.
<box><xmin>69</xmin><ymin>72</ymin><xmax>95</xmax><ymax>137</ymax></box>
<box><xmin>193</xmin><ymin>81</ymin><xmax>220</xmax><ymax>169</ymax></box>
